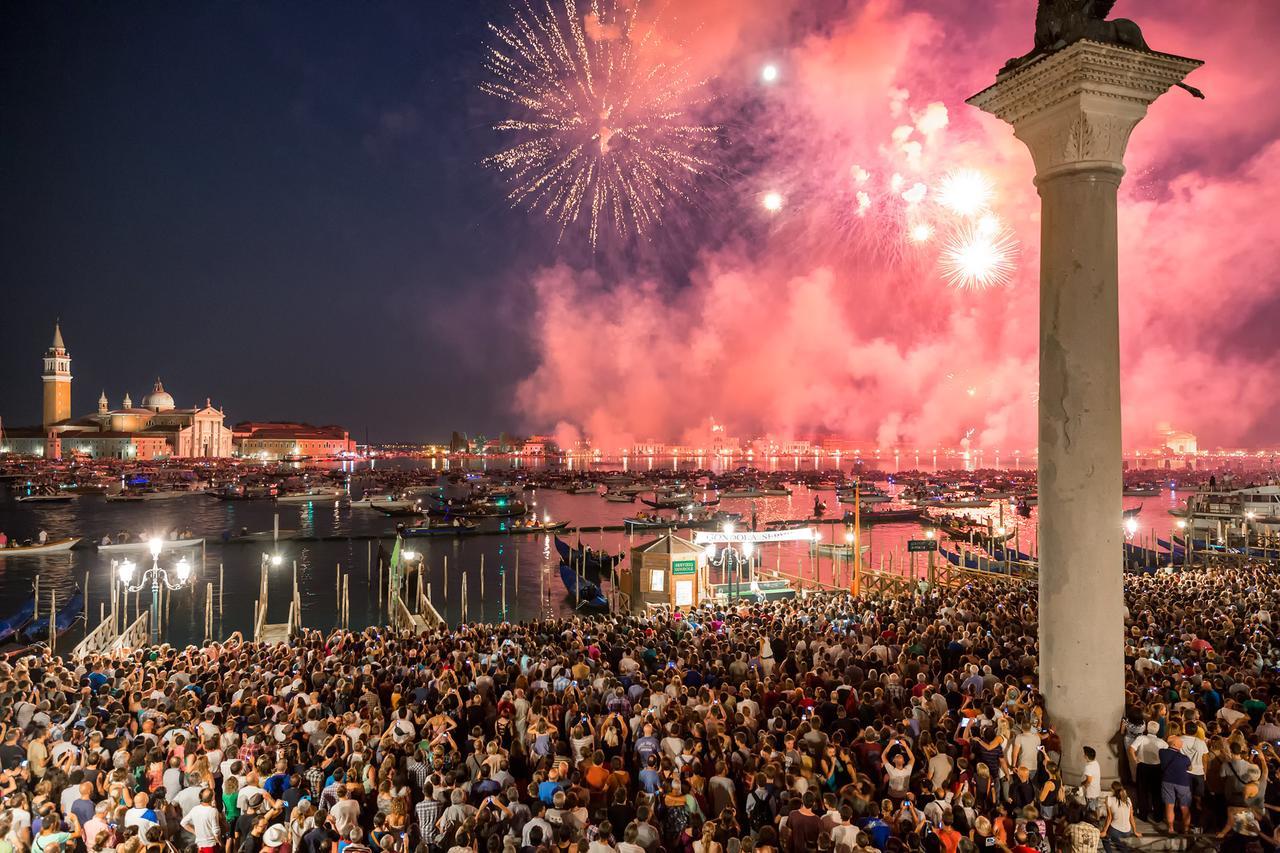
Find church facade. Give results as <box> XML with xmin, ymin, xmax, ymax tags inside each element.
<box><xmin>1</xmin><ymin>323</ymin><xmax>234</xmax><ymax>459</ymax></box>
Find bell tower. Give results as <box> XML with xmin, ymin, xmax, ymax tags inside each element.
<box><xmin>42</xmin><ymin>321</ymin><xmax>72</xmax><ymax>428</ymax></box>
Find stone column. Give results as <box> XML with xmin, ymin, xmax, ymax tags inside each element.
<box><xmin>968</xmin><ymin>42</ymin><xmax>1201</xmax><ymax>783</ymax></box>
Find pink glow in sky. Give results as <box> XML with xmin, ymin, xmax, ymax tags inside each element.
<box><xmin>510</xmin><ymin>0</ymin><xmax>1280</xmax><ymax>452</ymax></box>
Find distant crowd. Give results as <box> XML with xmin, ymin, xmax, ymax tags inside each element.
<box><xmin>2</xmin><ymin>565</ymin><xmax>1280</xmax><ymax>853</ymax></box>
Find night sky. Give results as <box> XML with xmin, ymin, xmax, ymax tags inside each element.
<box><xmin>2</xmin><ymin>1</ymin><xmax>548</xmax><ymax>441</ymax></box>
<box><xmin>3</xmin><ymin>1</ymin><xmax>1278</xmax><ymax>449</ymax></box>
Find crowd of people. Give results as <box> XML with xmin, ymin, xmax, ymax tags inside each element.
<box><xmin>1</xmin><ymin>565</ymin><xmax>1279</xmax><ymax>853</ymax></box>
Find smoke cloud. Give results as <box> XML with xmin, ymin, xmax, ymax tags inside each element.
<box><xmin>509</xmin><ymin>0</ymin><xmax>1280</xmax><ymax>452</ymax></box>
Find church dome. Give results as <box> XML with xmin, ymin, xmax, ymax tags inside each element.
<box><xmin>141</xmin><ymin>378</ymin><xmax>175</xmax><ymax>412</ymax></box>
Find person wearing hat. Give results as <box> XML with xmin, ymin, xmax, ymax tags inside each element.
<box><xmin>262</xmin><ymin>823</ymin><xmax>289</xmax><ymax>853</ymax></box>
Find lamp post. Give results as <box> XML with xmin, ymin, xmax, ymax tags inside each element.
<box><xmin>118</xmin><ymin>539</ymin><xmax>192</xmax><ymax>645</ymax></box>
<box><xmin>706</xmin><ymin>522</ymin><xmax>749</xmax><ymax>602</ymax></box>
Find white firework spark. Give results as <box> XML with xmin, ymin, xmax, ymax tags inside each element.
<box><xmin>481</xmin><ymin>0</ymin><xmax>716</xmax><ymax>248</ymax></box>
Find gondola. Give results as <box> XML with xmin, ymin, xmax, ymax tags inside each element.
<box><xmin>557</xmin><ymin>563</ymin><xmax>609</xmax><ymax>611</ymax></box>
<box><xmin>624</xmin><ymin>516</ymin><xmax>676</xmax><ymax>530</ymax></box>
<box><xmin>0</xmin><ymin>593</ymin><xmax>37</xmax><ymax>645</ymax></box>
<box><xmin>554</xmin><ymin>537</ymin><xmax>622</xmax><ymax>580</ymax></box>
<box><xmin>20</xmin><ymin>587</ymin><xmax>84</xmax><ymax>644</ymax></box>
<box><xmin>401</xmin><ymin>519</ymin><xmax>479</xmax><ymax>537</ymax></box>
<box><xmin>840</xmin><ymin>508</ymin><xmax>924</xmax><ymax>525</ymax></box>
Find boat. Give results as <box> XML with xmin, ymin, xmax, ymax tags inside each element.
<box><xmin>0</xmin><ymin>537</ymin><xmax>81</xmax><ymax>556</ymax></box>
<box><xmin>351</xmin><ymin>496</ymin><xmax>415</xmax><ymax>511</ymax></box>
<box><xmin>402</xmin><ymin>519</ymin><xmax>479</xmax><ymax>537</ymax></box>
<box><xmin>429</xmin><ymin>497</ymin><xmax>528</xmax><ymax>519</ymax></box>
<box><xmin>922</xmin><ymin>497</ymin><xmax>993</xmax><ymax>509</ymax></box>
<box><xmin>641</xmin><ymin>495</ymin><xmax>690</xmax><ymax>509</ymax></box>
<box><xmin>13</xmin><ymin>493</ymin><xmax>76</xmax><ymax>504</ymax></box>
<box><xmin>0</xmin><ymin>593</ymin><xmax>37</xmax><ymax>644</ymax></box>
<box><xmin>567</xmin><ymin>484</ymin><xmax>598</xmax><ymax>495</ymax></box>
<box><xmin>841</xmin><ymin>507</ymin><xmax>924</xmax><ymax>525</ymax></box>
<box><xmin>836</xmin><ymin>486</ymin><xmax>892</xmax><ymax>504</ymax></box>
<box><xmin>1122</xmin><ymin>505</ymin><xmax>1142</xmax><ymax>519</ymax></box>
<box><xmin>21</xmin><ymin>587</ymin><xmax>84</xmax><ymax>643</ymax></box>
<box><xmin>809</xmin><ymin>542</ymin><xmax>871</xmax><ymax>560</ymax></box>
<box><xmin>212</xmin><ymin>483</ymin><xmax>277</xmax><ymax>500</ymax></box>
<box><xmin>105</xmin><ymin>488</ymin><xmax>197</xmax><ymax>502</ymax></box>
<box><xmin>96</xmin><ymin>537</ymin><xmax>204</xmax><ymax>554</ymax></box>
<box><xmin>1123</xmin><ymin>484</ymin><xmax>1161</xmax><ymax>497</ymax></box>
<box><xmin>225</xmin><ymin>529</ymin><xmax>301</xmax><ymax>544</ymax></box>
<box><xmin>373</xmin><ymin>502</ymin><xmax>425</xmax><ymax>517</ymax></box>
<box><xmin>1171</xmin><ymin>485</ymin><xmax>1280</xmax><ymax>532</ymax></box>
<box><xmin>555</xmin><ymin>537</ymin><xmax>623</xmax><ymax>579</ymax></box>
<box><xmin>557</xmin><ymin>563</ymin><xmax>609</xmax><ymax>611</ymax></box>
<box><xmin>721</xmin><ymin>488</ymin><xmax>766</xmax><ymax>499</ymax></box>
<box><xmin>508</xmin><ymin>519</ymin><xmax>570</xmax><ymax>533</ymax></box>
<box><xmin>625</xmin><ymin>515</ymin><xmax>677</xmax><ymax>530</ymax></box>
<box><xmin>276</xmin><ymin>487</ymin><xmax>345</xmax><ymax>504</ymax></box>
<box><xmin>602</xmin><ymin>492</ymin><xmax>636</xmax><ymax>503</ymax></box>
<box><xmin>758</xmin><ymin>486</ymin><xmax>793</xmax><ymax>497</ymax></box>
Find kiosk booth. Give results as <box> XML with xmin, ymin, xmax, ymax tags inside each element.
<box><xmin>621</xmin><ymin>533</ymin><xmax>706</xmax><ymax>613</ymax></box>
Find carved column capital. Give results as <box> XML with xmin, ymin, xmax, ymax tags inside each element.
<box><xmin>967</xmin><ymin>41</ymin><xmax>1203</xmax><ymax>181</ymax></box>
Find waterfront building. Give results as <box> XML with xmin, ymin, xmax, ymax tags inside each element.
<box><xmin>2</xmin><ymin>324</ymin><xmax>234</xmax><ymax>459</ymax></box>
<box><xmin>233</xmin><ymin>421</ymin><xmax>356</xmax><ymax>459</ymax></box>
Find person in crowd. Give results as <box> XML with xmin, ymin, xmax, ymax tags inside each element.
<box><xmin>1</xmin><ymin>564</ymin><xmax>1279</xmax><ymax>853</ymax></box>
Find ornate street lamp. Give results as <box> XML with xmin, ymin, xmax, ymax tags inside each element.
<box><xmin>118</xmin><ymin>538</ymin><xmax>192</xmax><ymax>645</ymax></box>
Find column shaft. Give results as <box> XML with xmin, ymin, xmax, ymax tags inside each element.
<box><xmin>1037</xmin><ymin>168</ymin><xmax>1125</xmax><ymax>783</ymax></box>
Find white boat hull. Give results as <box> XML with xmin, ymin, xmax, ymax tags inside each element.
<box><xmin>352</xmin><ymin>498</ymin><xmax>414</xmax><ymax>511</ymax></box>
<box><xmin>96</xmin><ymin>537</ymin><xmax>204</xmax><ymax>553</ymax></box>
<box><xmin>276</xmin><ymin>490</ymin><xmax>345</xmax><ymax>503</ymax></box>
<box><xmin>0</xmin><ymin>537</ymin><xmax>81</xmax><ymax>555</ymax></box>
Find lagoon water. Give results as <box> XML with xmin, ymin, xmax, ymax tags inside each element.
<box><xmin>0</xmin><ymin>458</ymin><xmax>1181</xmax><ymax>649</ymax></box>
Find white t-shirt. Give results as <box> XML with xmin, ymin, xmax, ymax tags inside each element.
<box><xmin>1014</xmin><ymin>732</ymin><xmax>1041</xmax><ymax>770</ymax></box>
<box><xmin>1181</xmin><ymin>736</ymin><xmax>1209</xmax><ymax>776</ymax></box>
<box><xmin>1082</xmin><ymin>760</ymin><xmax>1102</xmax><ymax>799</ymax></box>
<box><xmin>885</xmin><ymin>762</ymin><xmax>913</xmax><ymax>793</ymax></box>
<box><xmin>1219</xmin><ymin>706</ymin><xmax>1247</xmax><ymax>727</ymax></box>
<box><xmin>237</xmin><ymin>785</ymin><xmax>267</xmax><ymax>811</ymax></box>
<box><xmin>183</xmin><ymin>803</ymin><xmax>222</xmax><ymax>848</ymax></box>
<box><xmin>1106</xmin><ymin>795</ymin><xmax>1133</xmax><ymax>833</ymax></box>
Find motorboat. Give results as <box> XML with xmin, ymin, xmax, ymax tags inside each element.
<box><xmin>0</xmin><ymin>537</ymin><xmax>81</xmax><ymax>556</ymax></box>
<box><xmin>276</xmin><ymin>487</ymin><xmax>345</xmax><ymax>503</ymax></box>
<box><xmin>1171</xmin><ymin>485</ymin><xmax>1280</xmax><ymax>532</ymax></box>
<box><xmin>351</xmin><ymin>495</ymin><xmax>414</xmax><ymax>510</ymax></box>
<box><xmin>97</xmin><ymin>537</ymin><xmax>204</xmax><ymax>554</ymax></box>
<box><xmin>105</xmin><ymin>488</ymin><xmax>198</xmax><ymax>502</ymax></box>
<box><xmin>14</xmin><ymin>493</ymin><xmax>76</xmax><ymax>504</ymax></box>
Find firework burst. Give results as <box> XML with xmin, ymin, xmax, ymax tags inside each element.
<box><xmin>481</xmin><ymin>0</ymin><xmax>716</xmax><ymax>248</ymax></box>
<box><xmin>938</xmin><ymin>217</ymin><xmax>1020</xmax><ymax>290</ymax></box>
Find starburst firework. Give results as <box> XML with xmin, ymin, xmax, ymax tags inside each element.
<box><xmin>481</xmin><ymin>0</ymin><xmax>716</xmax><ymax>248</ymax></box>
<box><xmin>938</xmin><ymin>219</ymin><xmax>1020</xmax><ymax>290</ymax></box>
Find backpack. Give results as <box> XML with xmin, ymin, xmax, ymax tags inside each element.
<box><xmin>746</xmin><ymin>789</ymin><xmax>775</xmax><ymax>830</ymax></box>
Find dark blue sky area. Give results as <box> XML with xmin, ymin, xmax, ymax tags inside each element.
<box><xmin>1</xmin><ymin>2</ymin><xmax>557</xmax><ymax>441</ymax></box>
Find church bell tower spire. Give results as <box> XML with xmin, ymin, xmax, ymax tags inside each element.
<box><xmin>42</xmin><ymin>320</ymin><xmax>72</xmax><ymax>428</ymax></box>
